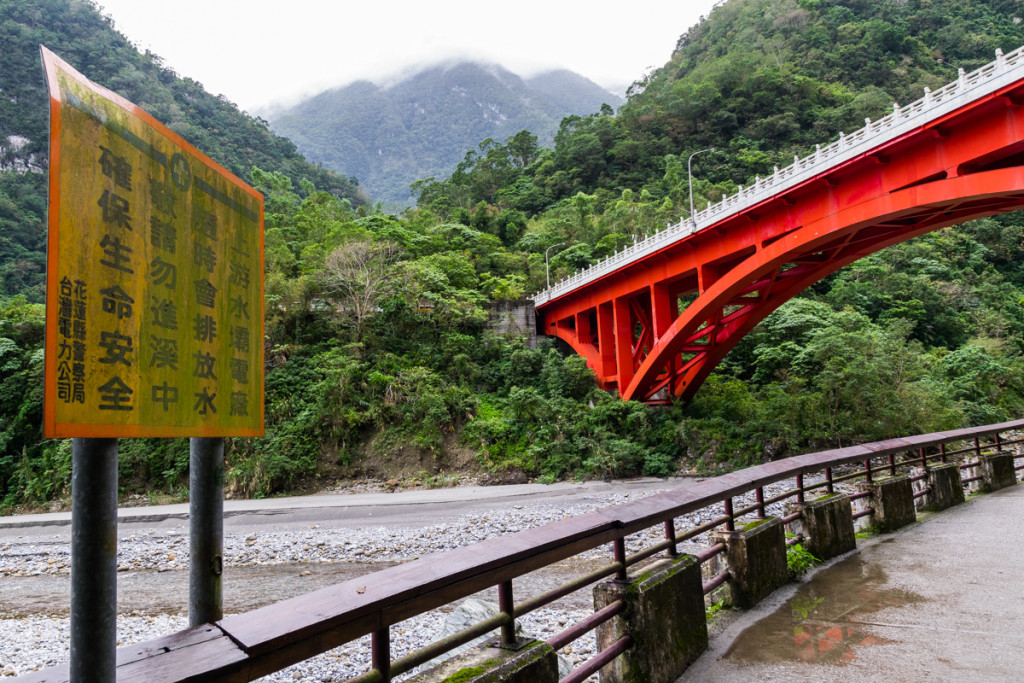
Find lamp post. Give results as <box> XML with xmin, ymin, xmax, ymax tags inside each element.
<box><xmin>688</xmin><ymin>147</ymin><xmax>716</xmax><ymax>227</ymax></box>
<box><xmin>545</xmin><ymin>242</ymin><xmax>565</xmax><ymax>289</ymax></box>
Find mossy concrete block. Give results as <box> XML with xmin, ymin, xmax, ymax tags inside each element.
<box><xmin>785</xmin><ymin>493</ymin><xmax>855</xmax><ymax>561</ymax></box>
<box><xmin>859</xmin><ymin>475</ymin><xmax>916</xmax><ymax>533</ymax></box>
<box><xmin>405</xmin><ymin>639</ymin><xmax>559</xmax><ymax>683</ymax></box>
<box><xmin>924</xmin><ymin>462</ymin><xmax>965</xmax><ymax>511</ymax></box>
<box><xmin>712</xmin><ymin>516</ymin><xmax>787</xmax><ymax>609</ymax></box>
<box><xmin>593</xmin><ymin>554</ymin><xmax>707</xmax><ymax>683</ymax></box>
<box><xmin>979</xmin><ymin>452</ymin><xmax>1017</xmax><ymax>492</ymax></box>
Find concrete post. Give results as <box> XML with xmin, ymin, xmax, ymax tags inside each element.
<box><xmin>858</xmin><ymin>475</ymin><xmax>916</xmax><ymax>532</ymax></box>
<box><xmin>785</xmin><ymin>493</ymin><xmax>855</xmax><ymax>561</ymax></box>
<box><xmin>923</xmin><ymin>462</ymin><xmax>965</xmax><ymax>511</ymax></box>
<box><xmin>405</xmin><ymin>640</ymin><xmax>559</xmax><ymax>683</ymax></box>
<box><xmin>593</xmin><ymin>555</ymin><xmax>707</xmax><ymax>683</ymax></box>
<box><xmin>712</xmin><ymin>517</ymin><xmax>788</xmax><ymax>609</ymax></box>
<box><xmin>978</xmin><ymin>452</ymin><xmax>1017</xmax><ymax>492</ymax></box>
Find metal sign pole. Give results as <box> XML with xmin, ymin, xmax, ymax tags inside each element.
<box><xmin>189</xmin><ymin>437</ymin><xmax>224</xmax><ymax>625</ymax></box>
<box><xmin>70</xmin><ymin>437</ymin><xmax>118</xmax><ymax>682</ymax></box>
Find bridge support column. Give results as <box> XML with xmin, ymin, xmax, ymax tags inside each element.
<box><xmin>978</xmin><ymin>452</ymin><xmax>1017</xmax><ymax>492</ymax></box>
<box><xmin>612</xmin><ymin>297</ymin><xmax>634</xmax><ymax>392</ymax></box>
<box><xmin>858</xmin><ymin>475</ymin><xmax>916</xmax><ymax>533</ymax></box>
<box><xmin>712</xmin><ymin>517</ymin><xmax>788</xmax><ymax>609</ymax></box>
<box><xmin>650</xmin><ymin>282</ymin><xmax>673</xmax><ymax>338</ymax></box>
<box><xmin>596</xmin><ymin>302</ymin><xmax>616</xmax><ymax>379</ymax></box>
<box><xmin>785</xmin><ymin>493</ymin><xmax>855</xmax><ymax>561</ymax></box>
<box><xmin>575</xmin><ymin>310</ymin><xmax>593</xmax><ymax>345</ymax></box>
<box><xmin>406</xmin><ymin>640</ymin><xmax>559</xmax><ymax>683</ymax></box>
<box><xmin>922</xmin><ymin>462</ymin><xmax>965</xmax><ymax>511</ymax></box>
<box><xmin>593</xmin><ymin>554</ymin><xmax>706</xmax><ymax>683</ymax></box>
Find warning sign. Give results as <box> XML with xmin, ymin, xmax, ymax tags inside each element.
<box><xmin>42</xmin><ymin>46</ymin><xmax>264</xmax><ymax>437</ymax></box>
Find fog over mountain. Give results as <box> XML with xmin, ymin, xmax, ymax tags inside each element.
<box><xmin>269</xmin><ymin>62</ymin><xmax>623</xmax><ymax>205</ymax></box>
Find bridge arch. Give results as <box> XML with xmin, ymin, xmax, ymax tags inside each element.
<box><xmin>535</xmin><ymin>47</ymin><xmax>1024</xmax><ymax>403</ymax></box>
<box><xmin>623</xmin><ymin>168</ymin><xmax>1024</xmax><ymax>402</ymax></box>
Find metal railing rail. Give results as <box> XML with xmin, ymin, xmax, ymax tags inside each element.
<box><xmin>532</xmin><ymin>46</ymin><xmax>1024</xmax><ymax>307</ymax></box>
<box><xmin>16</xmin><ymin>418</ymin><xmax>1024</xmax><ymax>683</ymax></box>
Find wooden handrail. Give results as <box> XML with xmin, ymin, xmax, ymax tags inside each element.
<box><xmin>16</xmin><ymin>418</ymin><xmax>1024</xmax><ymax>683</ymax></box>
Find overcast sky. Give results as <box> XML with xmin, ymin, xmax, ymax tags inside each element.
<box><xmin>93</xmin><ymin>0</ymin><xmax>723</xmax><ymax>113</ymax></box>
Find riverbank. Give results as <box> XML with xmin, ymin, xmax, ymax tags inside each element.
<box><xmin>0</xmin><ymin>476</ymin><xmax>820</xmax><ymax>680</ymax></box>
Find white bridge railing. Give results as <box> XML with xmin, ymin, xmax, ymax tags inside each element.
<box><xmin>533</xmin><ymin>46</ymin><xmax>1024</xmax><ymax>307</ymax></box>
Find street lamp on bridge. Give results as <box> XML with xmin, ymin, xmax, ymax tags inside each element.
<box><xmin>545</xmin><ymin>242</ymin><xmax>565</xmax><ymax>289</ymax></box>
<box><xmin>688</xmin><ymin>147</ymin><xmax>716</xmax><ymax>227</ymax></box>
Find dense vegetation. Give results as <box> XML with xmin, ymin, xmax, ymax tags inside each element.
<box><xmin>0</xmin><ymin>0</ymin><xmax>364</xmax><ymax>301</ymax></box>
<box><xmin>5</xmin><ymin>0</ymin><xmax>1024</xmax><ymax>511</ymax></box>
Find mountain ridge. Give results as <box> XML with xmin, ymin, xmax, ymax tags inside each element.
<box><xmin>269</xmin><ymin>61</ymin><xmax>623</xmax><ymax>205</ymax></box>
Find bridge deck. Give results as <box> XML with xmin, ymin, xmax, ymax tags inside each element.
<box><xmin>681</xmin><ymin>484</ymin><xmax>1024</xmax><ymax>681</ymax></box>
<box><xmin>533</xmin><ymin>44</ymin><xmax>1024</xmax><ymax>403</ymax></box>
<box><xmin>535</xmin><ymin>45</ymin><xmax>1024</xmax><ymax>307</ymax></box>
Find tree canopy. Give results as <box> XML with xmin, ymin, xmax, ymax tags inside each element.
<box><xmin>4</xmin><ymin>0</ymin><xmax>1024</xmax><ymax>510</ymax></box>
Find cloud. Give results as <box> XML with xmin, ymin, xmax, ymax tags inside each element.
<box><xmin>96</xmin><ymin>0</ymin><xmax>720</xmax><ymax>111</ymax></box>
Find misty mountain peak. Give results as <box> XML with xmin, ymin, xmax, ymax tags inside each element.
<box><xmin>270</xmin><ymin>61</ymin><xmax>623</xmax><ymax>205</ymax></box>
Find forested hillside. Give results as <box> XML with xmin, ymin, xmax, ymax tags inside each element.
<box><xmin>5</xmin><ymin>0</ymin><xmax>1024</xmax><ymax>512</ymax></box>
<box><xmin>269</xmin><ymin>63</ymin><xmax>623</xmax><ymax>205</ymax></box>
<box><xmin>0</xmin><ymin>0</ymin><xmax>364</xmax><ymax>302</ymax></box>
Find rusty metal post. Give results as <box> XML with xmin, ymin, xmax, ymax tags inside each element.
<box><xmin>70</xmin><ymin>437</ymin><xmax>119</xmax><ymax>683</ymax></box>
<box><xmin>755</xmin><ymin>487</ymin><xmax>766</xmax><ymax>518</ymax></box>
<box><xmin>498</xmin><ymin>580</ymin><xmax>516</xmax><ymax>645</ymax></box>
<box><xmin>614</xmin><ymin>538</ymin><xmax>628</xmax><ymax>581</ymax></box>
<box><xmin>190</xmin><ymin>437</ymin><xmax>224</xmax><ymax>626</ymax></box>
<box><xmin>940</xmin><ymin>442</ymin><xmax>948</xmax><ymax>463</ymax></box>
<box><xmin>664</xmin><ymin>519</ymin><xmax>679</xmax><ymax>556</ymax></box>
<box><xmin>796</xmin><ymin>473</ymin><xmax>805</xmax><ymax>504</ymax></box>
<box><xmin>864</xmin><ymin>459</ymin><xmax>873</xmax><ymax>484</ymax></box>
<box><xmin>372</xmin><ymin>628</ymin><xmax>391</xmax><ymax>682</ymax></box>
<box><xmin>825</xmin><ymin>467</ymin><xmax>834</xmax><ymax>494</ymax></box>
<box><xmin>724</xmin><ymin>497</ymin><xmax>735</xmax><ymax>531</ymax></box>
<box><xmin>889</xmin><ymin>453</ymin><xmax>897</xmax><ymax>477</ymax></box>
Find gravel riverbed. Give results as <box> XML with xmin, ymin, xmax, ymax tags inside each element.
<box><xmin>0</xmin><ymin>477</ymin><xmax>842</xmax><ymax>680</ymax></box>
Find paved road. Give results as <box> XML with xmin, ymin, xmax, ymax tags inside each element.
<box><xmin>0</xmin><ymin>477</ymin><xmax>691</xmax><ymax>534</ymax></box>
<box><xmin>681</xmin><ymin>482</ymin><xmax>1024</xmax><ymax>682</ymax></box>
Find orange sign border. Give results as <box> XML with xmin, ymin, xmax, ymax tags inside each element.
<box><xmin>41</xmin><ymin>46</ymin><xmax>265</xmax><ymax>438</ymax></box>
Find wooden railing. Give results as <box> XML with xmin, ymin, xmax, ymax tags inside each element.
<box><xmin>17</xmin><ymin>418</ymin><xmax>1024</xmax><ymax>682</ymax></box>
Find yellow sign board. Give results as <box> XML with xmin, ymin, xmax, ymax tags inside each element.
<box><xmin>42</xmin><ymin>47</ymin><xmax>264</xmax><ymax>438</ymax></box>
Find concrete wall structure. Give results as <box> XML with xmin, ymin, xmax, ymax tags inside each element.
<box><xmin>924</xmin><ymin>463</ymin><xmax>966</xmax><ymax>511</ymax></box>
<box><xmin>486</xmin><ymin>300</ymin><xmax>537</xmax><ymax>347</ymax></box>
<box><xmin>406</xmin><ymin>640</ymin><xmax>559</xmax><ymax>683</ymax></box>
<box><xmin>593</xmin><ymin>555</ymin><xmax>707</xmax><ymax>683</ymax></box>
<box><xmin>859</xmin><ymin>475</ymin><xmax>917</xmax><ymax>532</ymax></box>
<box><xmin>979</xmin><ymin>452</ymin><xmax>1018</xmax><ymax>492</ymax></box>
<box><xmin>712</xmin><ymin>517</ymin><xmax>788</xmax><ymax>609</ymax></box>
<box><xmin>786</xmin><ymin>494</ymin><xmax>856</xmax><ymax>561</ymax></box>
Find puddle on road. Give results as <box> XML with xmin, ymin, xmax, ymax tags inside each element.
<box><xmin>723</xmin><ymin>555</ymin><xmax>925</xmax><ymax>666</ymax></box>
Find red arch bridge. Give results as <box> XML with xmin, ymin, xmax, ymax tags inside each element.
<box><xmin>534</xmin><ymin>46</ymin><xmax>1024</xmax><ymax>404</ymax></box>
